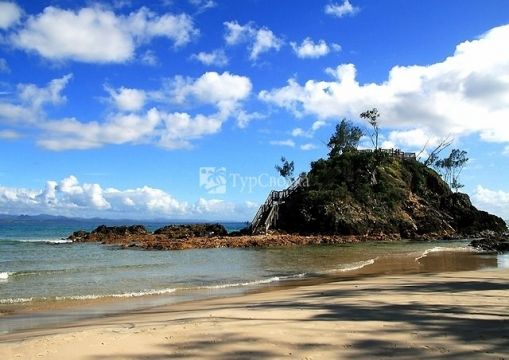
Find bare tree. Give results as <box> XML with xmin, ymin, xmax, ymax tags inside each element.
<box><xmin>423</xmin><ymin>136</ymin><xmax>453</xmax><ymax>167</ymax></box>
<box><xmin>360</xmin><ymin>108</ymin><xmax>380</xmax><ymax>151</ymax></box>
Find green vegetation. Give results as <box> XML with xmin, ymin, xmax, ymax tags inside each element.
<box><xmin>274</xmin><ymin>110</ymin><xmax>506</xmax><ymax>237</ymax></box>
<box><xmin>275</xmin><ymin>156</ymin><xmax>295</xmax><ymax>182</ymax></box>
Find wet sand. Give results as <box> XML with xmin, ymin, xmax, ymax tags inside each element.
<box><xmin>1</xmin><ymin>264</ymin><xmax>508</xmax><ymax>359</ymax></box>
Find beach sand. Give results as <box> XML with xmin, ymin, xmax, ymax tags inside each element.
<box><xmin>1</xmin><ymin>268</ymin><xmax>508</xmax><ymax>359</ymax></box>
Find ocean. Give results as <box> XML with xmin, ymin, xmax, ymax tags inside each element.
<box><xmin>1</xmin><ymin>219</ymin><xmax>508</xmax><ymax>334</ymax></box>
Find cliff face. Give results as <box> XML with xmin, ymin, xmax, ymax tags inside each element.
<box><xmin>275</xmin><ymin>151</ymin><xmax>507</xmax><ymax>238</ymax></box>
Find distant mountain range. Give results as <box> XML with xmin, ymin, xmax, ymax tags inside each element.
<box><xmin>0</xmin><ymin>214</ymin><xmax>244</xmax><ymax>225</ymax></box>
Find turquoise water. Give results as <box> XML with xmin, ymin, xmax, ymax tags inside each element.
<box><xmin>1</xmin><ymin>220</ymin><xmax>507</xmax><ymax>334</ymax></box>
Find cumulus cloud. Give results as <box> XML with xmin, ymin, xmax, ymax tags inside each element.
<box><xmin>0</xmin><ymin>74</ymin><xmax>72</xmax><ymax>124</ymax></box>
<box><xmin>224</xmin><ymin>21</ymin><xmax>282</xmax><ymax>60</ymax></box>
<box><xmin>171</xmin><ymin>71</ymin><xmax>252</xmax><ymax>117</ymax></box>
<box><xmin>106</xmin><ymin>86</ymin><xmax>146</xmax><ymax>112</ymax></box>
<box><xmin>191</xmin><ymin>49</ymin><xmax>228</xmax><ymax>67</ymax></box>
<box><xmin>260</xmin><ymin>24</ymin><xmax>509</xmax><ymax>149</ymax></box>
<box><xmin>270</xmin><ymin>139</ymin><xmax>295</xmax><ymax>147</ymax></box>
<box><xmin>10</xmin><ymin>5</ymin><xmax>198</xmax><ymax>63</ymax></box>
<box><xmin>472</xmin><ymin>185</ymin><xmax>509</xmax><ymax>219</ymax></box>
<box><xmin>39</xmin><ymin>108</ymin><xmax>162</xmax><ymax>150</ymax></box>
<box><xmin>325</xmin><ymin>0</ymin><xmax>360</xmax><ymax>18</ymax></box>
<box><xmin>383</xmin><ymin>129</ymin><xmax>441</xmax><ymax>150</ymax></box>
<box><xmin>0</xmin><ymin>175</ymin><xmax>257</xmax><ymax>220</ymax></box>
<box><xmin>1</xmin><ymin>70</ymin><xmax>254</xmax><ymax>150</ymax></box>
<box><xmin>291</xmin><ymin>38</ymin><xmax>340</xmax><ymax>59</ymax></box>
<box><xmin>158</xmin><ymin>112</ymin><xmax>223</xmax><ymax>149</ymax></box>
<box><xmin>0</xmin><ymin>1</ymin><xmax>22</xmax><ymax>29</ymax></box>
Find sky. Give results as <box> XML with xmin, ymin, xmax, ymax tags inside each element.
<box><xmin>0</xmin><ymin>0</ymin><xmax>509</xmax><ymax>221</ymax></box>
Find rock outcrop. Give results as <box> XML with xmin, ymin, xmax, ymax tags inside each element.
<box><xmin>154</xmin><ymin>224</ymin><xmax>227</xmax><ymax>239</ymax></box>
<box><xmin>273</xmin><ymin>151</ymin><xmax>507</xmax><ymax>238</ymax></box>
<box><xmin>470</xmin><ymin>234</ymin><xmax>509</xmax><ymax>253</ymax></box>
<box><xmin>68</xmin><ymin>223</ymin><xmax>228</xmax><ymax>247</ymax></box>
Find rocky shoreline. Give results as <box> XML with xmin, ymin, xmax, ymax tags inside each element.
<box><xmin>67</xmin><ymin>224</ymin><xmax>508</xmax><ymax>251</ymax></box>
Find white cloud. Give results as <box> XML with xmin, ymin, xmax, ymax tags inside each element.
<box><xmin>39</xmin><ymin>108</ymin><xmax>162</xmax><ymax>150</ymax></box>
<box><xmin>171</xmin><ymin>71</ymin><xmax>252</xmax><ymax>117</ymax></box>
<box><xmin>291</xmin><ymin>120</ymin><xmax>328</xmax><ymax>138</ymax></box>
<box><xmin>224</xmin><ymin>21</ymin><xmax>282</xmax><ymax>60</ymax></box>
<box><xmin>0</xmin><ymin>1</ymin><xmax>22</xmax><ymax>29</ymax></box>
<box><xmin>0</xmin><ymin>129</ymin><xmax>20</xmax><ymax>139</ymax></box>
<box><xmin>291</xmin><ymin>128</ymin><xmax>306</xmax><ymax>137</ymax></box>
<box><xmin>158</xmin><ymin>112</ymin><xmax>223</xmax><ymax>149</ymax></box>
<box><xmin>188</xmin><ymin>0</ymin><xmax>216</xmax><ymax>12</ymax></box>
<box><xmin>504</xmin><ymin>145</ymin><xmax>509</xmax><ymax>156</ymax></box>
<box><xmin>106</xmin><ymin>86</ymin><xmax>146</xmax><ymax>112</ymax></box>
<box><xmin>325</xmin><ymin>0</ymin><xmax>360</xmax><ymax>18</ymax></box>
<box><xmin>270</xmin><ymin>139</ymin><xmax>295</xmax><ymax>147</ymax></box>
<box><xmin>0</xmin><ymin>175</ymin><xmax>257</xmax><ymax>220</ymax></box>
<box><xmin>191</xmin><ymin>49</ymin><xmax>228</xmax><ymax>67</ymax></box>
<box><xmin>260</xmin><ymin>24</ymin><xmax>509</xmax><ymax>148</ymax></box>
<box><xmin>11</xmin><ymin>6</ymin><xmax>198</xmax><ymax>63</ymax></box>
<box><xmin>2</xmin><ymin>71</ymin><xmax>253</xmax><ymax>150</ymax></box>
<box><xmin>291</xmin><ymin>38</ymin><xmax>340</xmax><ymax>59</ymax></box>
<box><xmin>385</xmin><ymin>129</ymin><xmax>440</xmax><ymax>150</ymax></box>
<box><xmin>140</xmin><ymin>50</ymin><xmax>158</xmax><ymax>66</ymax></box>
<box><xmin>235</xmin><ymin>110</ymin><xmax>265</xmax><ymax>128</ymax></box>
<box><xmin>0</xmin><ymin>74</ymin><xmax>72</xmax><ymax>124</ymax></box>
<box><xmin>300</xmin><ymin>143</ymin><xmax>317</xmax><ymax>151</ymax></box>
<box><xmin>472</xmin><ymin>185</ymin><xmax>509</xmax><ymax>219</ymax></box>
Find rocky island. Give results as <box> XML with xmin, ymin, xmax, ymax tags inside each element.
<box><xmin>67</xmin><ymin>114</ymin><xmax>508</xmax><ymax>251</ymax></box>
<box><xmin>68</xmin><ymin>144</ymin><xmax>508</xmax><ymax>251</ymax></box>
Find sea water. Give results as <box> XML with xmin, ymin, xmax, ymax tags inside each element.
<box><xmin>0</xmin><ymin>219</ymin><xmax>507</xmax><ymax>333</ymax></box>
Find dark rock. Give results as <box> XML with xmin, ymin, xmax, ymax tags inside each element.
<box><xmin>470</xmin><ymin>236</ymin><xmax>509</xmax><ymax>253</ymax></box>
<box><xmin>154</xmin><ymin>223</ymin><xmax>227</xmax><ymax>239</ymax></box>
<box><xmin>68</xmin><ymin>230</ymin><xmax>89</xmax><ymax>241</ymax></box>
<box><xmin>92</xmin><ymin>225</ymin><xmax>148</xmax><ymax>236</ymax></box>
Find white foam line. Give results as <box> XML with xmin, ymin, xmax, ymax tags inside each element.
<box><xmin>0</xmin><ymin>288</ymin><xmax>177</xmax><ymax>304</ymax></box>
<box><xmin>17</xmin><ymin>239</ymin><xmax>73</xmax><ymax>244</ymax></box>
<box><xmin>0</xmin><ymin>297</ymin><xmax>34</xmax><ymax>304</ymax></box>
<box><xmin>415</xmin><ymin>246</ymin><xmax>475</xmax><ymax>262</ymax></box>
<box><xmin>322</xmin><ymin>258</ymin><xmax>377</xmax><ymax>274</ymax></box>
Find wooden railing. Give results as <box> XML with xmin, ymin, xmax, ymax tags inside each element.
<box><xmin>250</xmin><ymin>174</ymin><xmax>307</xmax><ymax>234</ymax></box>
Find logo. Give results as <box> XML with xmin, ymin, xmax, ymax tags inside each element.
<box><xmin>199</xmin><ymin>167</ymin><xmax>227</xmax><ymax>194</ymax></box>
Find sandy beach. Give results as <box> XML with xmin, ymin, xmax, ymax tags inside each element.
<box><xmin>1</xmin><ymin>268</ymin><xmax>508</xmax><ymax>359</ymax></box>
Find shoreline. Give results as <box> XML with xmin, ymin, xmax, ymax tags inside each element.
<box><xmin>1</xmin><ymin>266</ymin><xmax>508</xmax><ymax>359</ymax></box>
<box><xmin>1</xmin><ymin>246</ymin><xmax>505</xmax><ymax>336</ymax></box>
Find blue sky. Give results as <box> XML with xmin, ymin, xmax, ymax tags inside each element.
<box><xmin>0</xmin><ymin>0</ymin><xmax>509</xmax><ymax>220</ymax></box>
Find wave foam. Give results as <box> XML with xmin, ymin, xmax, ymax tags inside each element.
<box><xmin>55</xmin><ymin>288</ymin><xmax>177</xmax><ymax>301</ymax></box>
<box><xmin>18</xmin><ymin>239</ymin><xmax>73</xmax><ymax>244</ymax></box>
<box><xmin>201</xmin><ymin>276</ymin><xmax>282</xmax><ymax>290</ymax></box>
<box><xmin>322</xmin><ymin>258</ymin><xmax>376</xmax><ymax>274</ymax></box>
<box><xmin>0</xmin><ymin>297</ymin><xmax>33</xmax><ymax>304</ymax></box>
<box><xmin>415</xmin><ymin>246</ymin><xmax>475</xmax><ymax>261</ymax></box>
<box><xmin>0</xmin><ymin>272</ymin><xmax>12</xmax><ymax>280</ymax></box>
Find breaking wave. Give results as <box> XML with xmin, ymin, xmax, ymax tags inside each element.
<box><xmin>415</xmin><ymin>246</ymin><xmax>476</xmax><ymax>261</ymax></box>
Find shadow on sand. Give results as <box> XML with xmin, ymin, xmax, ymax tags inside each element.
<box><xmin>83</xmin><ymin>273</ymin><xmax>509</xmax><ymax>359</ymax></box>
